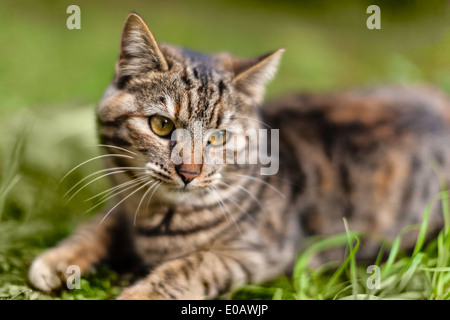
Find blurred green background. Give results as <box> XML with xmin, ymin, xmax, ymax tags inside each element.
<box><xmin>1</xmin><ymin>0</ymin><xmax>450</xmax><ymax>299</ymax></box>
<box><xmin>2</xmin><ymin>0</ymin><xmax>450</xmax><ymax>114</ymax></box>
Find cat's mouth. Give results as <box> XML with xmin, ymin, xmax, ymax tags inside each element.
<box><xmin>145</xmin><ymin>162</ymin><xmax>215</xmax><ymax>191</ymax></box>
<box><xmin>145</xmin><ymin>176</ymin><xmax>217</xmax><ymax>207</ymax></box>
<box><xmin>144</xmin><ymin>169</ymin><xmax>201</xmax><ymax>192</ymax></box>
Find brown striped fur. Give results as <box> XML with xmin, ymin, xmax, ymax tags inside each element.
<box><xmin>29</xmin><ymin>13</ymin><xmax>448</xmax><ymax>299</ymax></box>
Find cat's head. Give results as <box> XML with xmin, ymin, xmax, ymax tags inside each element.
<box><xmin>97</xmin><ymin>13</ymin><xmax>283</xmax><ymax>200</ymax></box>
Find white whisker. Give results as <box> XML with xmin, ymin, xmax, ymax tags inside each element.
<box><xmin>91</xmin><ymin>144</ymin><xmax>139</xmax><ymax>156</ymax></box>
<box><xmin>145</xmin><ymin>181</ymin><xmax>163</xmax><ymax>214</ymax></box>
<box><xmin>63</xmin><ymin>166</ymin><xmax>146</xmax><ymax>199</ymax></box>
<box><xmin>100</xmin><ymin>180</ymin><xmax>153</xmax><ymax>225</ymax></box>
<box><xmin>217</xmin><ymin>180</ymin><xmax>262</xmax><ymax>218</ymax></box>
<box><xmin>65</xmin><ymin>170</ymin><xmax>125</xmax><ymax>203</ymax></box>
<box><xmin>206</xmin><ymin>187</ymin><xmax>228</xmax><ymax>223</ymax></box>
<box><xmin>133</xmin><ymin>180</ymin><xmax>160</xmax><ymax>226</ymax></box>
<box><xmin>224</xmin><ymin>173</ymin><xmax>285</xmax><ymax>198</ymax></box>
<box><xmin>95</xmin><ymin>173</ymin><xmax>149</xmax><ymax>203</ymax></box>
<box><xmin>83</xmin><ymin>176</ymin><xmax>149</xmax><ymax>214</ymax></box>
<box><xmin>59</xmin><ymin>154</ymin><xmax>134</xmax><ymax>184</ymax></box>
<box><xmin>233</xmin><ymin>115</ymin><xmax>272</xmax><ymax>129</ymax></box>
<box><xmin>84</xmin><ymin>175</ymin><xmax>146</xmax><ymax>202</ymax></box>
<box><xmin>209</xmin><ymin>186</ymin><xmax>242</xmax><ymax>236</ymax></box>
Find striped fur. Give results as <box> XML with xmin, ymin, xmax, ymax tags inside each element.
<box><xmin>29</xmin><ymin>13</ymin><xmax>448</xmax><ymax>299</ymax></box>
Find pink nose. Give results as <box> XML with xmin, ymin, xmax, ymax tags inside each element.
<box><xmin>176</xmin><ymin>163</ymin><xmax>202</xmax><ymax>184</ymax></box>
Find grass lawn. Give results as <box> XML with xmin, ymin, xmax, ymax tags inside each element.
<box><xmin>1</xmin><ymin>0</ymin><xmax>450</xmax><ymax>300</ymax></box>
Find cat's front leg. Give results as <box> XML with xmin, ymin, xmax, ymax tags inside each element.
<box><xmin>29</xmin><ymin>211</ymin><xmax>128</xmax><ymax>293</ymax></box>
<box><xmin>116</xmin><ymin>249</ymin><xmax>274</xmax><ymax>300</ymax></box>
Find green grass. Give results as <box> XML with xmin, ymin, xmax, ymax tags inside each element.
<box><xmin>1</xmin><ymin>0</ymin><xmax>450</xmax><ymax>300</ymax></box>
<box><xmin>231</xmin><ymin>193</ymin><xmax>450</xmax><ymax>300</ymax></box>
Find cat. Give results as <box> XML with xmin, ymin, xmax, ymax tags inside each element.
<box><xmin>28</xmin><ymin>13</ymin><xmax>447</xmax><ymax>300</ymax></box>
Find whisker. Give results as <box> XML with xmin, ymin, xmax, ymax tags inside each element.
<box><xmin>59</xmin><ymin>153</ymin><xmax>134</xmax><ymax>184</ymax></box>
<box><xmin>91</xmin><ymin>144</ymin><xmax>139</xmax><ymax>156</ymax></box>
<box><xmin>65</xmin><ymin>170</ymin><xmax>126</xmax><ymax>203</ymax></box>
<box><xmin>224</xmin><ymin>173</ymin><xmax>285</xmax><ymax>198</ymax></box>
<box><xmin>95</xmin><ymin>174</ymin><xmax>149</xmax><ymax>203</ymax></box>
<box><xmin>133</xmin><ymin>180</ymin><xmax>160</xmax><ymax>226</ymax></box>
<box><xmin>83</xmin><ymin>176</ymin><xmax>149</xmax><ymax>214</ymax></box>
<box><xmin>145</xmin><ymin>181</ymin><xmax>164</xmax><ymax>213</ymax></box>
<box><xmin>226</xmin><ymin>194</ymin><xmax>256</xmax><ymax>222</ymax></box>
<box><xmin>217</xmin><ymin>180</ymin><xmax>263</xmax><ymax>216</ymax></box>
<box><xmin>100</xmin><ymin>180</ymin><xmax>153</xmax><ymax>225</ymax></box>
<box><xmin>84</xmin><ymin>175</ymin><xmax>147</xmax><ymax>202</ymax></box>
<box><xmin>209</xmin><ymin>186</ymin><xmax>242</xmax><ymax>236</ymax></box>
<box><xmin>232</xmin><ymin>115</ymin><xmax>273</xmax><ymax>129</ymax></box>
<box><xmin>206</xmin><ymin>187</ymin><xmax>228</xmax><ymax>223</ymax></box>
<box><xmin>63</xmin><ymin>166</ymin><xmax>146</xmax><ymax>199</ymax></box>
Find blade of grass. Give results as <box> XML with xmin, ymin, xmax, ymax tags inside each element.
<box><xmin>397</xmin><ymin>252</ymin><xmax>425</xmax><ymax>293</ymax></box>
<box><xmin>343</xmin><ymin>218</ymin><xmax>359</xmax><ymax>298</ymax></box>
<box><xmin>324</xmin><ymin>232</ymin><xmax>360</xmax><ymax>297</ymax></box>
<box><xmin>382</xmin><ymin>225</ymin><xmax>418</xmax><ymax>277</ymax></box>
<box><xmin>374</xmin><ymin>241</ymin><xmax>386</xmax><ymax>267</ymax></box>
<box><xmin>432</xmin><ymin>163</ymin><xmax>450</xmax><ymax>235</ymax></box>
<box><xmin>292</xmin><ymin>233</ymin><xmax>349</xmax><ymax>298</ymax></box>
<box><xmin>272</xmin><ymin>288</ymin><xmax>283</xmax><ymax>300</ymax></box>
<box><xmin>411</xmin><ymin>196</ymin><xmax>433</xmax><ymax>259</ymax></box>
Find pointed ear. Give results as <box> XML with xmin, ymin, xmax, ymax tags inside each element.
<box><xmin>232</xmin><ymin>48</ymin><xmax>284</xmax><ymax>104</ymax></box>
<box><xmin>116</xmin><ymin>13</ymin><xmax>168</xmax><ymax>84</ymax></box>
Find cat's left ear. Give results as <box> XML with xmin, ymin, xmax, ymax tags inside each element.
<box><xmin>116</xmin><ymin>13</ymin><xmax>169</xmax><ymax>85</ymax></box>
<box><xmin>232</xmin><ymin>49</ymin><xmax>284</xmax><ymax>104</ymax></box>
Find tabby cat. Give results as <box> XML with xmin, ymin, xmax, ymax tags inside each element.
<box><xmin>28</xmin><ymin>13</ymin><xmax>447</xmax><ymax>299</ymax></box>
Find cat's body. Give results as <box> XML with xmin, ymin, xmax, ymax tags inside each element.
<box><xmin>263</xmin><ymin>87</ymin><xmax>448</xmax><ymax>260</ymax></box>
<box><xmin>29</xmin><ymin>14</ymin><xmax>447</xmax><ymax>299</ymax></box>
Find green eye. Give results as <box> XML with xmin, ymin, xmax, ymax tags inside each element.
<box><xmin>209</xmin><ymin>130</ymin><xmax>229</xmax><ymax>146</ymax></box>
<box><xmin>149</xmin><ymin>115</ymin><xmax>175</xmax><ymax>137</ymax></box>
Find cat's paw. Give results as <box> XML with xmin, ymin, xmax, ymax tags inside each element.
<box><xmin>28</xmin><ymin>251</ymin><xmax>68</xmax><ymax>292</ymax></box>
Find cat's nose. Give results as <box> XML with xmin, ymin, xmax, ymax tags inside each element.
<box><xmin>176</xmin><ymin>163</ymin><xmax>202</xmax><ymax>184</ymax></box>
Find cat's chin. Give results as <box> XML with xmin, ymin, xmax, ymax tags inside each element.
<box><xmin>157</xmin><ymin>180</ymin><xmax>201</xmax><ymax>194</ymax></box>
<box><xmin>155</xmin><ymin>180</ymin><xmax>217</xmax><ymax>203</ymax></box>
<box><xmin>156</xmin><ymin>185</ymin><xmax>203</xmax><ymax>205</ymax></box>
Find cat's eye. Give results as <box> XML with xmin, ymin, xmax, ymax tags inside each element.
<box><xmin>208</xmin><ymin>130</ymin><xmax>230</xmax><ymax>146</ymax></box>
<box><xmin>149</xmin><ymin>115</ymin><xmax>175</xmax><ymax>137</ymax></box>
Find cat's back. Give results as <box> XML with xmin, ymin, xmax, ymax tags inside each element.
<box><xmin>262</xmin><ymin>84</ymin><xmax>450</xmax><ymax>146</ymax></box>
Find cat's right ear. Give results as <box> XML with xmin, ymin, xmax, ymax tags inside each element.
<box><xmin>115</xmin><ymin>13</ymin><xmax>168</xmax><ymax>86</ymax></box>
<box><xmin>231</xmin><ymin>49</ymin><xmax>285</xmax><ymax>105</ymax></box>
